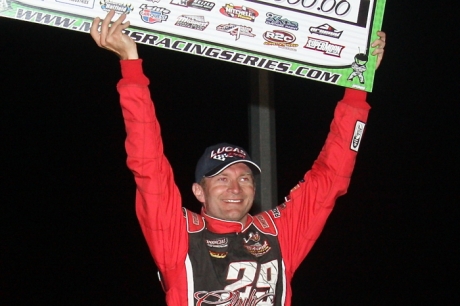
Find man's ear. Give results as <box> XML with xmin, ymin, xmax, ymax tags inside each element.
<box><xmin>192</xmin><ymin>183</ymin><xmax>205</xmax><ymax>203</ymax></box>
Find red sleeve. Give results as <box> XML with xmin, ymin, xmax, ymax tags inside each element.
<box><xmin>270</xmin><ymin>88</ymin><xmax>370</xmax><ymax>273</ymax></box>
<box><xmin>117</xmin><ymin>59</ymin><xmax>187</xmax><ymax>291</ymax></box>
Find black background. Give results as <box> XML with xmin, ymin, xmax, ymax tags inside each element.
<box><xmin>2</xmin><ymin>1</ymin><xmax>458</xmax><ymax>304</ymax></box>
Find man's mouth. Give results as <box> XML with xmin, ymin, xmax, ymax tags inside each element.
<box><xmin>224</xmin><ymin>199</ymin><xmax>242</xmax><ymax>203</ymax></box>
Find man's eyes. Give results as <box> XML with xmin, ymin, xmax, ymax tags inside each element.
<box><xmin>214</xmin><ymin>176</ymin><xmax>252</xmax><ymax>183</ymax></box>
<box><xmin>240</xmin><ymin>176</ymin><xmax>253</xmax><ymax>183</ymax></box>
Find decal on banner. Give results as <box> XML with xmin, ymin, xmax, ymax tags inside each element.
<box><xmin>220</xmin><ymin>4</ymin><xmax>258</xmax><ymax>22</ymax></box>
<box><xmin>100</xmin><ymin>0</ymin><xmax>133</xmax><ymax>14</ymax></box>
<box><xmin>56</xmin><ymin>0</ymin><xmax>95</xmax><ymax>9</ymax></box>
<box><xmin>265</xmin><ymin>12</ymin><xmax>298</xmax><ymax>30</ymax></box>
<box><xmin>175</xmin><ymin>15</ymin><xmax>209</xmax><ymax>30</ymax></box>
<box><xmin>139</xmin><ymin>4</ymin><xmax>170</xmax><ymax>24</ymax></box>
<box><xmin>216</xmin><ymin>23</ymin><xmax>255</xmax><ymax>41</ymax></box>
<box><xmin>347</xmin><ymin>52</ymin><xmax>368</xmax><ymax>84</ymax></box>
<box><xmin>309</xmin><ymin>23</ymin><xmax>343</xmax><ymax>39</ymax></box>
<box><xmin>263</xmin><ymin>30</ymin><xmax>298</xmax><ymax>51</ymax></box>
<box><xmin>304</xmin><ymin>37</ymin><xmax>344</xmax><ymax>57</ymax></box>
<box><xmin>170</xmin><ymin>0</ymin><xmax>215</xmax><ymax>11</ymax></box>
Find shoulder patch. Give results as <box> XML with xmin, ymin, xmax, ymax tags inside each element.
<box><xmin>271</xmin><ymin>207</ymin><xmax>281</xmax><ymax>218</ymax></box>
<box><xmin>252</xmin><ymin>211</ymin><xmax>278</xmax><ymax>236</ymax></box>
<box><xmin>182</xmin><ymin>208</ymin><xmax>205</xmax><ymax>233</ymax></box>
<box><xmin>270</xmin><ymin>202</ymin><xmax>289</xmax><ymax>219</ymax></box>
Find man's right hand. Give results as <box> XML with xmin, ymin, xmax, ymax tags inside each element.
<box><xmin>90</xmin><ymin>10</ymin><xmax>138</xmax><ymax>60</ymax></box>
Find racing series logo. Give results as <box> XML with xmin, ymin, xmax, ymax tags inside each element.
<box><xmin>216</xmin><ymin>24</ymin><xmax>255</xmax><ymax>41</ymax></box>
<box><xmin>304</xmin><ymin>37</ymin><xmax>344</xmax><ymax>57</ymax></box>
<box><xmin>220</xmin><ymin>4</ymin><xmax>258</xmax><ymax>22</ymax></box>
<box><xmin>170</xmin><ymin>0</ymin><xmax>215</xmax><ymax>11</ymax></box>
<box><xmin>175</xmin><ymin>15</ymin><xmax>209</xmax><ymax>30</ymax></box>
<box><xmin>139</xmin><ymin>4</ymin><xmax>170</xmax><ymax>24</ymax></box>
<box><xmin>100</xmin><ymin>0</ymin><xmax>133</xmax><ymax>14</ymax></box>
<box><xmin>309</xmin><ymin>23</ymin><xmax>343</xmax><ymax>39</ymax></box>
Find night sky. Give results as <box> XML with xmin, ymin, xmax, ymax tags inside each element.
<box><xmin>2</xmin><ymin>2</ymin><xmax>457</xmax><ymax>305</ymax></box>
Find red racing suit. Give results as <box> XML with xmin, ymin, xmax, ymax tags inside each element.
<box><xmin>117</xmin><ymin>60</ymin><xmax>370</xmax><ymax>306</ymax></box>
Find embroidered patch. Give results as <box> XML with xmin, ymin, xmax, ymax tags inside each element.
<box><xmin>271</xmin><ymin>207</ymin><xmax>281</xmax><ymax>218</ymax></box>
<box><xmin>256</xmin><ymin>215</ymin><xmax>269</xmax><ymax>228</ymax></box>
<box><xmin>243</xmin><ymin>240</ymin><xmax>271</xmax><ymax>257</ymax></box>
<box><xmin>209</xmin><ymin>250</ymin><xmax>227</xmax><ymax>258</ymax></box>
<box><xmin>351</xmin><ymin>120</ymin><xmax>366</xmax><ymax>152</ymax></box>
<box><xmin>206</xmin><ymin>238</ymin><xmax>228</xmax><ymax>248</ymax></box>
<box><xmin>192</xmin><ymin>212</ymin><xmax>200</xmax><ymax>225</ymax></box>
<box><xmin>244</xmin><ymin>232</ymin><xmax>260</xmax><ymax>243</ymax></box>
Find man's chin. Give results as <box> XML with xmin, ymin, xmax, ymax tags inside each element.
<box><xmin>223</xmin><ymin>211</ymin><xmax>248</xmax><ymax>223</ymax></box>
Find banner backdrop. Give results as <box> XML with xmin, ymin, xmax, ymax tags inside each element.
<box><xmin>1</xmin><ymin>0</ymin><xmax>385</xmax><ymax>91</ymax></box>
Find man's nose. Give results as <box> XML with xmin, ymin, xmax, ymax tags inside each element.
<box><xmin>228</xmin><ymin>180</ymin><xmax>241</xmax><ymax>194</ymax></box>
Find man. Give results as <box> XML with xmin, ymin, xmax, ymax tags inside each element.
<box><xmin>91</xmin><ymin>10</ymin><xmax>385</xmax><ymax>306</ymax></box>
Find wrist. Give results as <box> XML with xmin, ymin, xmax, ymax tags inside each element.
<box><xmin>119</xmin><ymin>47</ymin><xmax>139</xmax><ymax>60</ymax></box>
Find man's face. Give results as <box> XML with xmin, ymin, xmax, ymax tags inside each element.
<box><xmin>192</xmin><ymin>163</ymin><xmax>255</xmax><ymax>224</ymax></box>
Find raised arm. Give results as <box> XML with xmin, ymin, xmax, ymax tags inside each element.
<box><xmin>269</xmin><ymin>31</ymin><xmax>386</xmax><ymax>272</ymax></box>
<box><xmin>90</xmin><ymin>11</ymin><xmax>188</xmax><ymax>292</ymax></box>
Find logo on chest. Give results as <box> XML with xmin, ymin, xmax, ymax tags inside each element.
<box><xmin>207</xmin><ymin>237</ymin><xmax>229</xmax><ymax>258</ymax></box>
<box><xmin>243</xmin><ymin>232</ymin><xmax>271</xmax><ymax>257</ymax></box>
<box><xmin>206</xmin><ymin>237</ymin><xmax>229</xmax><ymax>248</ymax></box>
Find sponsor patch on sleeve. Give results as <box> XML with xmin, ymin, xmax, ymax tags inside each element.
<box><xmin>271</xmin><ymin>207</ymin><xmax>281</xmax><ymax>218</ymax></box>
<box><xmin>350</xmin><ymin>120</ymin><xmax>366</xmax><ymax>152</ymax></box>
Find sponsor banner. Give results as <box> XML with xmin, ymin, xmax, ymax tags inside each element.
<box><xmin>0</xmin><ymin>0</ymin><xmax>386</xmax><ymax>91</ymax></box>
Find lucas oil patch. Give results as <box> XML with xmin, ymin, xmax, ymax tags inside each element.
<box><xmin>350</xmin><ymin>120</ymin><xmax>366</xmax><ymax>152</ymax></box>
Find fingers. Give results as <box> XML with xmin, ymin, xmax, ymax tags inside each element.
<box><xmin>90</xmin><ymin>10</ymin><xmax>116</xmax><ymax>48</ymax></box>
<box><xmin>107</xmin><ymin>12</ymin><xmax>127</xmax><ymax>37</ymax></box>
<box><xmin>89</xmin><ymin>10</ymin><xmax>138</xmax><ymax>59</ymax></box>
<box><xmin>371</xmin><ymin>31</ymin><xmax>386</xmax><ymax>49</ymax></box>
<box><xmin>99</xmin><ymin>10</ymin><xmax>116</xmax><ymax>48</ymax></box>
<box><xmin>90</xmin><ymin>17</ymin><xmax>101</xmax><ymax>46</ymax></box>
<box><xmin>377</xmin><ymin>31</ymin><xmax>386</xmax><ymax>43</ymax></box>
<box><xmin>371</xmin><ymin>31</ymin><xmax>386</xmax><ymax>69</ymax></box>
<box><xmin>119</xmin><ymin>20</ymin><xmax>131</xmax><ymax>31</ymax></box>
<box><xmin>371</xmin><ymin>45</ymin><xmax>384</xmax><ymax>55</ymax></box>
